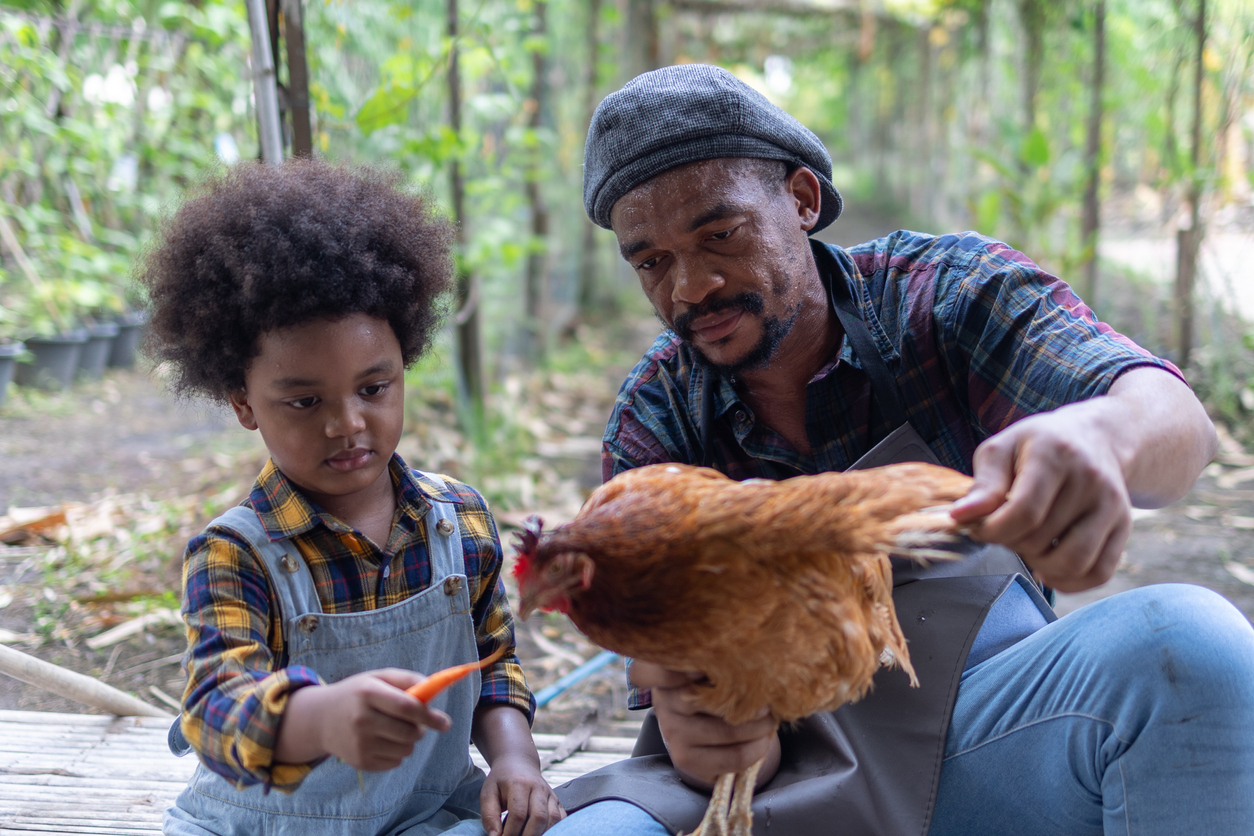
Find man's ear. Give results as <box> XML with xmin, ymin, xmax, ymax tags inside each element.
<box><xmin>228</xmin><ymin>389</ymin><xmax>259</xmax><ymax>431</ymax></box>
<box><xmin>785</xmin><ymin>166</ymin><xmax>822</xmax><ymax>232</ymax></box>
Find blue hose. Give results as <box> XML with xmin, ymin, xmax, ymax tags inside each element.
<box><xmin>534</xmin><ymin>650</ymin><xmax>621</xmax><ymax>708</ymax></box>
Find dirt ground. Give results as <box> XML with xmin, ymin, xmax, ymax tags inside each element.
<box><xmin>2</xmin><ymin>352</ymin><xmax>1254</xmax><ymax>742</ymax></box>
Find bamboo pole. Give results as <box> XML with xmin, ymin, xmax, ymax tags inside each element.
<box><xmin>0</xmin><ymin>642</ymin><xmax>173</xmax><ymax>719</ymax></box>
<box><xmin>244</xmin><ymin>0</ymin><xmax>283</xmax><ymax>165</ymax></box>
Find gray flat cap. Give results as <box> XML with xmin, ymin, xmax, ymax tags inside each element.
<box><xmin>583</xmin><ymin>63</ymin><xmax>842</xmax><ymax>233</ymax></box>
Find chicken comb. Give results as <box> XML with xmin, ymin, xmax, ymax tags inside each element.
<box><xmin>510</xmin><ymin>515</ymin><xmax>545</xmax><ymax>580</ymax></box>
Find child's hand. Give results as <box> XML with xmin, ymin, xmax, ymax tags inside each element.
<box><xmin>480</xmin><ymin>753</ymin><xmax>565</xmax><ymax>836</ymax></box>
<box><xmin>279</xmin><ymin>668</ymin><xmax>452</xmax><ymax>771</ymax></box>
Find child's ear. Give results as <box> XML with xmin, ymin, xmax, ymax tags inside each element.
<box><xmin>228</xmin><ymin>389</ymin><xmax>259</xmax><ymax>431</ymax></box>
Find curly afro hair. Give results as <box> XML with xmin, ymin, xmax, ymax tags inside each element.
<box><xmin>138</xmin><ymin>159</ymin><xmax>454</xmax><ymax>401</ymax></box>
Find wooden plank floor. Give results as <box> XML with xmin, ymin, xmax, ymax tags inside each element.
<box><xmin>0</xmin><ymin>710</ymin><xmax>633</xmax><ymax>834</ymax></box>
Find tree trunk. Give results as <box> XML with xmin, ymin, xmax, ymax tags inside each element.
<box><xmin>1079</xmin><ymin>0</ymin><xmax>1106</xmax><ymax>305</ymax></box>
<box><xmin>523</xmin><ymin>1</ymin><xmax>549</xmax><ymax>362</ymax></box>
<box><xmin>282</xmin><ymin>0</ymin><xmax>313</xmax><ymax>157</ymax></box>
<box><xmin>1164</xmin><ymin>49</ymin><xmax>1184</xmax><ymax>188</ymax></box>
<box><xmin>911</xmin><ymin>26</ymin><xmax>932</xmax><ymax>222</ymax></box>
<box><xmin>1018</xmin><ymin>0</ymin><xmax>1045</xmax><ymax>134</ymax></box>
<box><xmin>448</xmin><ymin>0</ymin><xmax>485</xmax><ymax>411</ymax></box>
<box><xmin>624</xmin><ymin>0</ymin><xmax>660</xmax><ymax>79</ymax></box>
<box><xmin>1174</xmin><ymin>0</ymin><xmax>1205</xmax><ymax>369</ymax></box>
<box><xmin>578</xmin><ymin>0</ymin><xmax>603</xmax><ymax>322</ymax></box>
<box><xmin>973</xmin><ymin>0</ymin><xmax>990</xmax><ymax>145</ymax></box>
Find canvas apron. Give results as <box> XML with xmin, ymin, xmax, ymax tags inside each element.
<box><xmin>554</xmin><ymin>248</ymin><xmax>1056</xmax><ymax>835</ymax></box>
<box><xmin>165</xmin><ymin>474</ymin><xmax>488</xmax><ymax>836</ymax></box>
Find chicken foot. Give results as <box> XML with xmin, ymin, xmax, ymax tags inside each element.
<box><xmin>683</xmin><ymin>755</ymin><xmax>766</xmax><ymax>836</ymax></box>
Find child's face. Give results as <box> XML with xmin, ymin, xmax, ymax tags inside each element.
<box><xmin>229</xmin><ymin>314</ymin><xmax>405</xmax><ymax>507</ymax></box>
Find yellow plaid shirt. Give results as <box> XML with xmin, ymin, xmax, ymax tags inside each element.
<box><xmin>178</xmin><ymin>455</ymin><xmax>533</xmax><ymax>791</ymax></box>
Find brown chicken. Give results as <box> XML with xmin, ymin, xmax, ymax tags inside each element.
<box><xmin>513</xmin><ymin>461</ymin><xmax>974</xmax><ymax>836</ymax></box>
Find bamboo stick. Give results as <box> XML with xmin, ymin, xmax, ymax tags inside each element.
<box><xmin>0</xmin><ymin>643</ymin><xmax>173</xmax><ymax>719</ymax></box>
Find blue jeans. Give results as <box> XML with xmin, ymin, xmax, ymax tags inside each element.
<box><xmin>547</xmin><ymin>585</ymin><xmax>1254</xmax><ymax>836</ymax></box>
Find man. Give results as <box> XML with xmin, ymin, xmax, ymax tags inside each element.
<box><xmin>546</xmin><ymin>64</ymin><xmax>1254</xmax><ymax>836</ymax></box>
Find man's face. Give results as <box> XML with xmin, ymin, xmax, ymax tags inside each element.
<box><xmin>229</xmin><ymin>313</ymin><xmax>405</xmax><ymax>508</ymax></box>
<box><xmin>610</xmin><ymin>158</ymin><xmax>820</xmax><ymax>375</ymax></box>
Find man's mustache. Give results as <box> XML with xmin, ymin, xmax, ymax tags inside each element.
<box><xmin>673</xmin><ymin>293</ymin><xmax>764</xmax><ymax>341</ymax></box>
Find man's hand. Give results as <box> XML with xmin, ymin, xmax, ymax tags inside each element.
<box><xmin>950</xmin><ymin>367</ymin><xmax>1217</xmax><ymax>593</ymax></box>
<box><xmin>949</xmin><ymin>405</ymin><xmax>1131</xmax><ymax>593</ymax></box>
<box><xmin>630</xmin><ymin>660</ymin><xmax>780</xmax><ymax>790</ymax></box>
<box><xmin>276</xmin><ymin>669</ymin><xmax>452</xmax><ymax>771</ymax></box>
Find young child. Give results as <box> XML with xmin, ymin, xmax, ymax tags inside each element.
<box><xmin>141</xmin><ymin>160</ymin><xmax>562</xmax><ymax>836</ymax></box>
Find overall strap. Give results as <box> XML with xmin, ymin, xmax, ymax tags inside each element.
<box><xmin>209</xmin><ymin>505</ymin><xmax>321</xmax><ymax>619</ymax></box>
<box><xmin>812</xmin><ymin>243</ymin><xmax>909</xmax><ymax>429</ymax></box>
<box><xmin>414</xmin><ymin>471</ymin><xmax>464</xmax><ymax>582</ymax></box>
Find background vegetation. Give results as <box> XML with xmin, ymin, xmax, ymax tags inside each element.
<box><xmin>2</xmin><ymin>0</ymin><xmax>1254</xmax><ymax>447</ymax></box>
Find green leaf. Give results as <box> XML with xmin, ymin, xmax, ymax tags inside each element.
<box><xmin>355</xmin><ymin>83</ymin><xmax>416</xmax><ymax>135</ymax></box>
<box><xmin>1020</xmin><ymin>128</ymin><xmax>1050</xmax><ymax>168</ymax></box>
<box><xmin>974</xmin><ymin>190</ymin><xmax>1001</xmax><ymax>236</ymax></box>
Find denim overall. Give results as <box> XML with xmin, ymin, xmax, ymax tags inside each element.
<box><xmin>165</xmin><ymin>473</ymin><xmax>488</xmax><ymax>836</ymax></box>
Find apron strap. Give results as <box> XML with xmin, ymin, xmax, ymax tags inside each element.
<box><xmin>698</xmin><ymin>366</ymin><xmax>716</xmax><ymax>469</ymax></box>
<box><xmin>812</xmin><ymin>242</ymin><xmax>910</xmax><ymax>430</ymax></box>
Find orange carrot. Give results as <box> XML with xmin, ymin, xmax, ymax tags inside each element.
<box><xmin>406</xmin><ymin>645</ymin><xmax>508</xmax><ymax>703</ymax></box>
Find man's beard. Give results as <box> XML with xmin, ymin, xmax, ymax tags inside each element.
<box><xmin>670</xmin><ymin>292</ymin><xmax>799</xmax><ymax>377</ymax></box>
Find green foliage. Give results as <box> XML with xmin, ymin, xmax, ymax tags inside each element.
<box><xmin>0</xmin><ymin>0</ymin><xmax>255</xmax><ymax>338</ymax></box>
<box><xmin>5</xmin><ymin>0</ymin><xmax>1254</xmax><ymax>433</ymax></box>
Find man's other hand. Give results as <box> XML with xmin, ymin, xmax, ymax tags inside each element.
<box><xmin>629</xmin><ymin>660</ymin><xmax>781</xmax><ymax>790</ymax></box>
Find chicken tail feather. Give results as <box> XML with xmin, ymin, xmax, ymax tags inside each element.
<box><xmin>888</xmin><ymin>505</ymin><xmax>972</xmax><ymax>564</ymax></box>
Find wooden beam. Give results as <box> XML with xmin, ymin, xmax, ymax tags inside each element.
<box><xmin>282</xmin><ymin>0</ymin><xmax>313</xmax><ymax>157</ymax></box>
<box><xmin>0</xmin><ymin>644</ymin><xmax>172</xmax><ymax>719</ymax></box>
<box><xmin>671</xmin><ymin>0</ymin><xmax>864</xmax><ymax>17</ymax></box>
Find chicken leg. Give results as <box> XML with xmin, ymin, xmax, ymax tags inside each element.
<box><xmin>683</xmin><ymin>756</ymin><xmax>765</xmax><ymax>836</ymax></box>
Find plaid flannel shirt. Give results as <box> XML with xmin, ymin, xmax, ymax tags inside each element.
<box><xmin>178</xmin><ymin>454</ymin><xmax>534</xmax><ymax>791</ymax></box>
<box><xmin>605</xmin><ymin>231</ymin><xmax>1183</xmax><ymax>708</ymax></box>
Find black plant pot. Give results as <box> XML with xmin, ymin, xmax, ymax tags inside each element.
<box><xmin>79</xmin><ymin>322</ymin><xmax>120</xmax><ymax>380</ymax></box>
<box><xmin>0</xmin><ymin>342</ymin><xmax>23</xmax><ymax>408</ymax></box>
<box><xmin>108</xmin><ymin>311</ymin><xmax>147</xmax><ymax>368</ymax></box>
<box><xmin>16</xmin><ymin>331</ymin><xmax>88</xmax><ymax>391</ymax></box>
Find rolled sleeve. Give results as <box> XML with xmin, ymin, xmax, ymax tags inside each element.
<box><xmin>936</xmin><ymin>237</ymin><xmax>1184</xmax><ymax>434</ymax></box>
<box><xmin>179</xmin><ymin>531</ymin><xmax>324</xmax><ymax>791</ymax></box>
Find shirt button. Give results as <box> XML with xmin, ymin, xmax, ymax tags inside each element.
<box><xmin>382</xmin><ymin>564</ymin><xmax>391</xmax><ymax>579</ymax></box>
<box><xmin>435</xmin><ymin>518</ymin><xmax>455</xmax><ymax>536</ymax></box>
<box><xmin>443</xmin><ymin>576</ymin><xmax>463</xmax><ymax>596</ymax></box>
<box><xmin>297</xmin><ymin>614</ymin><xmax>319</xmax><ymax>634</ymax></box>
<box><xmin>280</xmin><ymin>555</ymin><xmax>300</xmax><ymax>574</ymax></box>
<box><xmin>734</xmin><ymin>409</ymin><xmax>748</xmax><ymax>424</ymax></box>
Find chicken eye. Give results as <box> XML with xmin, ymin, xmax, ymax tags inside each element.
<box><xmin>545</xmin><ymin>562</ymin><xmax>563</xmax><ymax>579</ymax></box>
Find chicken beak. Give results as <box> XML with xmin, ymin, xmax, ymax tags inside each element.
<box><xmin>517</xmin><ymin>593</ymin><xmax>539</xmax><ymax>621</ymax></box>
